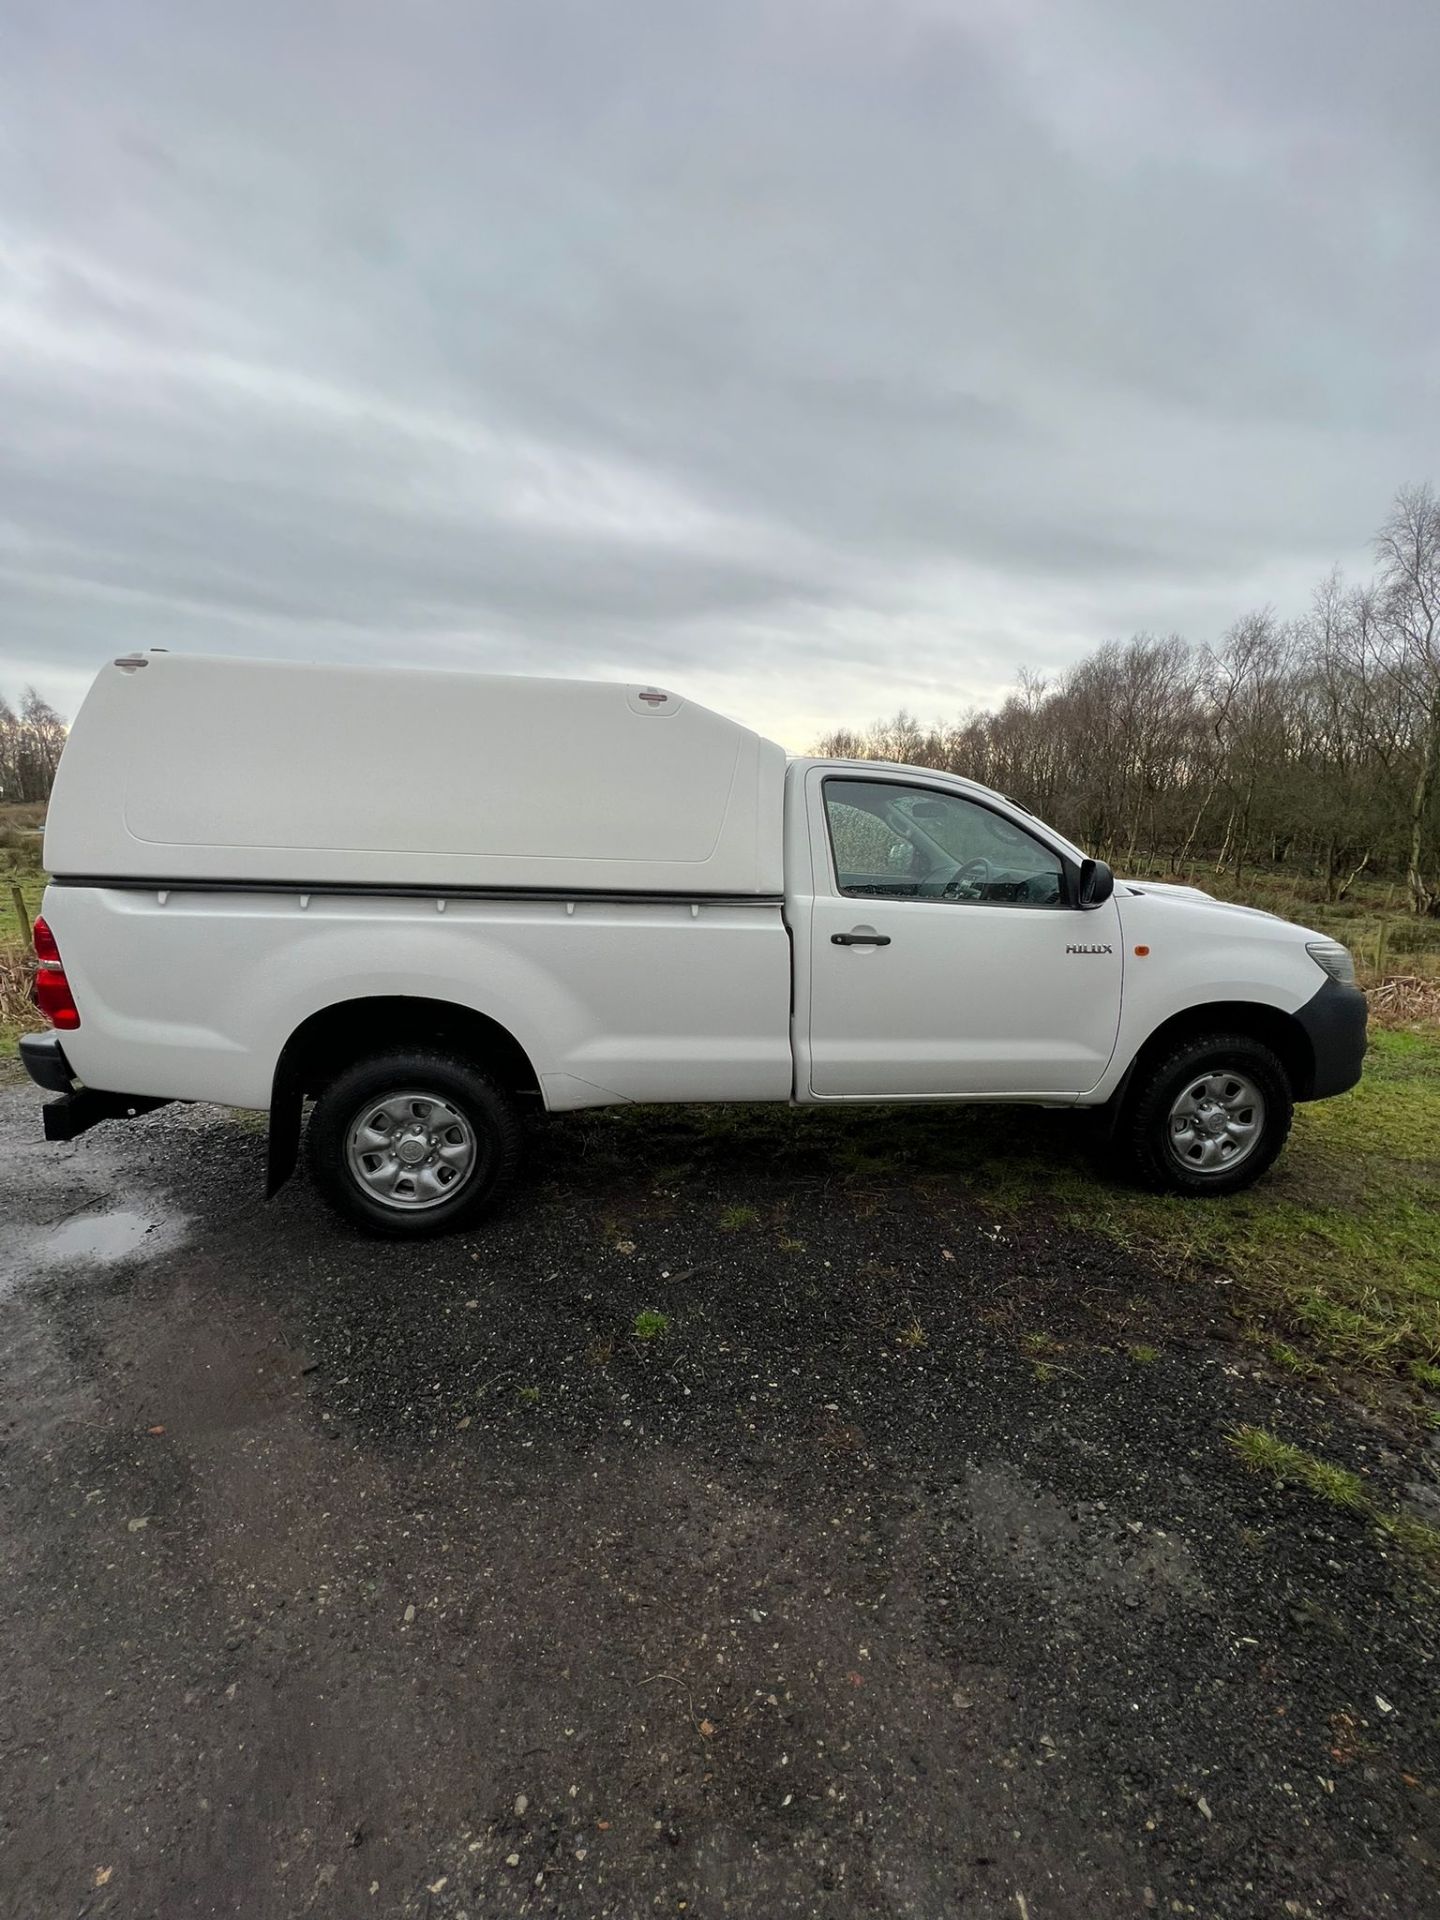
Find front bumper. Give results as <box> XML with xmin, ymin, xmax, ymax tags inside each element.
<box><xmin>1293</xmin><ymin>978</ymin><xmax>1369</xmax><ymax>1100</ymax></box>
<box><xmin>19</xmin><ymin>1031</ymin><xmax>172</xmax><ymax>1140</ymax></box>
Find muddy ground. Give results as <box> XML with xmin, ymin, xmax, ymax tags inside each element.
<box><xmin>1</xmin><ymin>1076</ymin><xmax>1437</xmax><ymax>1919</ymax></box>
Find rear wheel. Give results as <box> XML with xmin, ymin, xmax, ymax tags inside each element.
<box><xmin>1117</xmin><ymin>1033</ymin><xmax>1292</xmax><ymax>1195</ymax></box>
<box><xmin>306</xmin><ymin>1050</ymin><xmax>523</xmax><ymax>1236</ymax></box>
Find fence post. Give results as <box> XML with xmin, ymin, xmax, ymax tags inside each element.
<box><xmin>9</xmin><ymin>882</ymin><xmax>30</xmax><ymax>948</ymax></box>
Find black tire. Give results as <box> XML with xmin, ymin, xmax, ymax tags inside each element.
<box><xmin>1116</xmin><ymin>1032</ymin><xmax>1293</xmax><ymax>1196</ymax></box>
<box><xmin>306</xmin><ymin>1049</ymin><xmax>524</xmax><ymax>1237</ymax></box>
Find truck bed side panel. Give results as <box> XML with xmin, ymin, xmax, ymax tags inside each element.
<box><xmin>42</xmin><ymin>888</ymin><xmax>793</xmax><ymax>1111</ymax></box>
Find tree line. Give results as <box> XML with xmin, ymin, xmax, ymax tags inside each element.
<box><xmin>0</xmin><ymin>689</ymin><xmax>67</xmax><ymax>807</ymax></box>
<box><xmin>817</xmin><ymin>485</ymin><xmax>1440</xmax><ymax>915</ymax></box>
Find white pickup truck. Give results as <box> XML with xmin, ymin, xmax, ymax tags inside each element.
<box><xmin>23</xmin><ymin>653</ymin><xmax>1366</xmax><ymax>1236</ymax></box>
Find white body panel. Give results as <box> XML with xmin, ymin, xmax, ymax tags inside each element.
<box><xmin>44</xmin><ymin>888</ymin><xmax>793</xmax><ymax>1110</ymax></box>
<box><xmin>46</xmin><ymin>654</ymin><xmax>786</xmax><ymax>896</ymax></box>
<box><xmin>37</xmin><ymin>656</ymin><xmax>1340</xmax><ymax>1124</ymax></box>
<box><xmin>1092</xmin><ymin>889</ymin><xmax>1322</xmax><ymax>1099</ymax></box>
<box><xmin>793</xmin><ymin>764</ymin><xmax>1124</xmax><ymax>1099</ymax></box>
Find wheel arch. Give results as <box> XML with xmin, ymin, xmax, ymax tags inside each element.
<box><xmin>265</xmin><ymin>995</ymin><xmax>541</xmax><ymax>1197</ymax></box>
<box><xmin>1115</xmin><ymin>999</ymin><xmax>1315</xmax><ymax>1112</ymax></box>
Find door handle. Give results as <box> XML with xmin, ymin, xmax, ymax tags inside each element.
<box><xmin>832</xmin><ymin>931</ymin><xmax>891</xmax><ymax>946</ymax></box>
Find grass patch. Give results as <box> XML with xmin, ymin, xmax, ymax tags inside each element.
<box><xmin>632</xmin><ymin>1308</ymin><xmax>670</xmax><ymax>1341</ymax></box>
<box><xmin>717</xmin><ymin>1204</ymin><xmax>760</xmax><ymax>1230</ymax></box>
<box><xmin>1053</xmin><ymin>1030</ymin><xmax>1440</xmax><ymax>1375</ymax></box>
<box><xmin>651</xmin><ymin>1161</ymin><xmax>694</xmax><ymax>1190</ymax></box>
<box><xmin>1229</xmin><ymin>1424</ymin><xmax>1440</xmax><ymax>1574</ymax></box>
<box><xmin>1227</xmin><ymin>1425</ymin><xmax>1367</xmax><ymax>1509</ymax></box>
<box><xmin>1127</xmin><ymin>1343</ymin><xmax>1160</xmax><ymax>1364</ymax></box>
<box><xmin>1266</xmin><ymin>1340</ymin><xmax>1321</xmax><ymax>1378</ymax></box>
<box><xmin>1373</xmin><ymin>1511</ymin><xmax>1440</xmax><ymax>1566</ymax></box>
<box><xmin>1021</xmin><ymin>1329</ymin><xmax>1062</xmax><ymax>1356</ymax></box>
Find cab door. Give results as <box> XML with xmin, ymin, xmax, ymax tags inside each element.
<box><xmin>802</xmin><ymin>769</ymin><xmax>1123</xmax><ymax>1098</ymax></box>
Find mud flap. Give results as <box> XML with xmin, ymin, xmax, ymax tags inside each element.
<box><xmin>266</xmin><ymin>1065</ymin><xmax>303</xmax><ymax>1198</ymax></box>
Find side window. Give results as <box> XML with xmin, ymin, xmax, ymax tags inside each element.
<box><xmin>822</xmin><ymin>779</ymin><xmax>1067</xmax><ymax>907</ymax></box>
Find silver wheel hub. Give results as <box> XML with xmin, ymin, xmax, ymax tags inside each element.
<box><xmin>345</xmin><ymin>1091</ymin><xmax>478</xmax><ymax>1210</ymax></box>
<box><xmin>1166</xmin><ymin>1070</ymin><xmax>1266</xmax><ymax>1174</ymax></box>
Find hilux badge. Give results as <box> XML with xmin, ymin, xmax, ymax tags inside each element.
<box><xmin>1066</xmin><ymin>944</ymin><xmax>1113</xmax><ymax>955</ymax></box>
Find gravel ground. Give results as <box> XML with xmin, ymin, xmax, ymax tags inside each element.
<box><xmin>1</xmin><ymin>1076</ymin><xmax>1438</xmax><ymax>1920</ymax></box>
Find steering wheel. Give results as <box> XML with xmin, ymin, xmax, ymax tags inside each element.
<box><xmin>939</xmin><ymin>856</ymin><xmax>992</xmax><ymax>900</ymax></box>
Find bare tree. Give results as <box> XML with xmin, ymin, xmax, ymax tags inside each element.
<box><xmin>0</xmin><ymin>690</ymin><xmax>70</xmax><ymax>803</ymax></box>
<box><xmin>1374</xmin><ymin>483</ymin><xmax>1440</xmax><ymax>914</ymax></box>
<box><xmin>812</xmin><ymin>484</ymin><xmax>1440</xmax><ymax>911</ymax></box>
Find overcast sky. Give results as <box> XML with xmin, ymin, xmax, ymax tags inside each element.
<box><xmin>2</xmin><ymin>0</ymin><xmax>1437</xmax><ymax>748</ymax></box>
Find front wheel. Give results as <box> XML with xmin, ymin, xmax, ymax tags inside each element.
<box><xmin>306</xmin><ymin>1050</ymin><xmax>524</xmax><ymax>1236</ymax></box>
<box><xmin>1116</xmin><ymin>1033</ymin><xmax>1293</xmax><ymax>1196</ymax></box>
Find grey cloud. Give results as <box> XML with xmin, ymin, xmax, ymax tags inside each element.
<box><xmin>2</xmin><ymin>0</ymin><xmax>1438</xmax><ymax>746</ymax></box>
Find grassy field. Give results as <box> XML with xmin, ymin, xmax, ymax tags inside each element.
<box><xmin>0</xmin><ymin>871</ymin><xmax>45</xmax><ymax>945</ymax></box>
<box><xmin>2</xmin><ymin>819</ymin><xmax>1437</xmax><ymax>1389</ymax></box>
<box><xmin>0</xmin><ymin>804</ymin><xmax>46</xmax><ymax>940</ymax></box>
<box><xmin>0</xmin><ymin>804</ymin><xmax>46</xmax><ymax>1041</ymax></box>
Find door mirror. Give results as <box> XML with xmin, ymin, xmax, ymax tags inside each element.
<box><xmin>1078</xmin><ymin>858</ymin><xmax>1114</xmax><ymax>909</ymax></box>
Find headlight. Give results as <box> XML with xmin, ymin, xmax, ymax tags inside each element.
<box><xmin>1306</xmin><ymin>941</ymin><xmax>1356</xmax><ymax>985</ymax></box>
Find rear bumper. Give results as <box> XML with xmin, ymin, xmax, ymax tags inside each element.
<box><xmin>19</xmin><ymin>1031</ymin><xmax>172</xmax><ymax>1140</ymax></box>
<box><xmin>1293</xmin><ymin>978</ymin><xmax>1368</xmax><ymax>1100</ymax></box>
<box><xmin>20</xmin><ymin>1032</ymin><xmax>75</xmax><ymax>1093</ymax></box>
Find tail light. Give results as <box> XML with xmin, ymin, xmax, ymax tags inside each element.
<box><xmin>32</xmin><ymin>915</ymin><xmax>81</xmax><ymax>1030</ymax></box>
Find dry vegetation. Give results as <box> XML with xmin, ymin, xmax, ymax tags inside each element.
<box><xmin>1</xmin><ymin>798</ymin><xmax>47</xmax><ymax>1042</ymax></box>
<box><xmin>1368</xmin><ymin>973</ymin><xmax>1440</xmax><ymax>1028</ymax></box>
<box><xmin>0</xmin><ymin>943</ymin><xmax>34</xmax><ymax>1040</ymax></box>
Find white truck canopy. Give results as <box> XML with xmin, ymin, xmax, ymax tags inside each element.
<box><xmin>45</xmin><ymin>654</ymin><xmax>787</xmax><ymax>896</ymax></box>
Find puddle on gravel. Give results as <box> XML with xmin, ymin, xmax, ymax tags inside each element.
<box><xmin>35</xmin><ymin>1209</ymin><xmax>189</xmax><ymax>1270</ymax></box>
